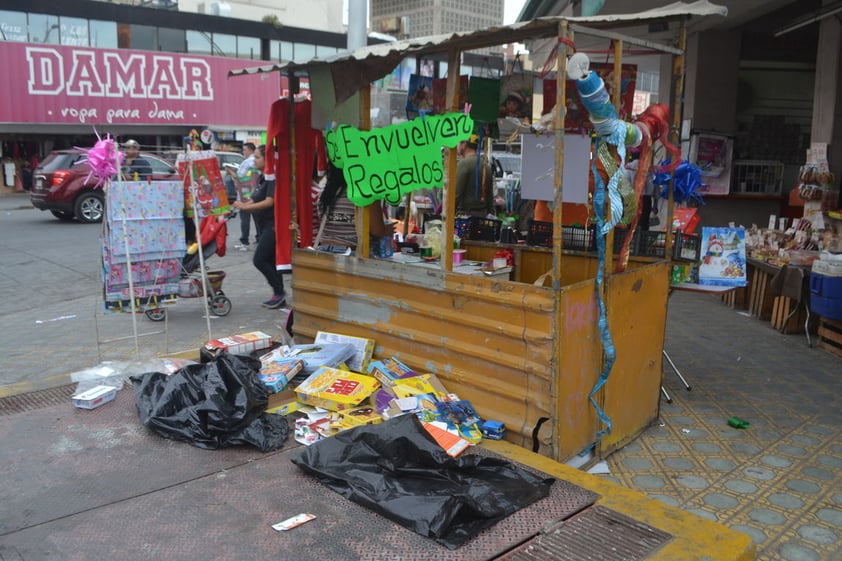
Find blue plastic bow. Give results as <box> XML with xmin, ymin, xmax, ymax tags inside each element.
<box><xmin>653</xmin><ymin>160</ymin><xmax>705</xmax><ymax>206</ymax></box>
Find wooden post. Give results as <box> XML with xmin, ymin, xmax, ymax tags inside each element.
<box><xmin>443</xmin><ymin>48</ymin><xmax>461</xmax><ymax>272</ymax></box>
<box><xmin>665</xmin><ymin>20</ymin><xmax>687</xmax><ymax>262</ymax></box>
<box><xmin>551</xmin><ymin>21</ymin><xmax>569</xmax><ymax>290</ymax></box>
<box><xmin>358</xmin><ymin>84</ymin><xmax>372</xmax><ymax>258</ymax></box>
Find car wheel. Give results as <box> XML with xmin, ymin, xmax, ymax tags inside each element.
<box><xmin>74</xmin><ymin>192</ymin><xmax>104</xmax><ymax>223</ymax></box>
<box><xmin>50</xmin><ymin>210</ymin><xmax>75</xmax><ymax>221</ymax></box>
<box><xmin>145</xmin><ymin>309</ymin><xmax>167</xmax><ymax>322</ymax></box>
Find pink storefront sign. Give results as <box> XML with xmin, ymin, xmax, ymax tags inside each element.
<box><xmin>0</xmin><ymin>42</ymin><xmax>288</xmax><ymax>127</ymax></box>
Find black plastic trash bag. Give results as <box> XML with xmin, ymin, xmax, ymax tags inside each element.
<box><xmin>292</xmin><ymin>414</ymin><xmax>553</xmax><ymax>549</ymax></box>
<box><xmin>131</xmin><ymin>351</ymin><xmax>289</xmax><ymax>452</ymax></box>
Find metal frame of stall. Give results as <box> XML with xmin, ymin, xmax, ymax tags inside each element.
<box><xmin>231</xmin><ymin>5</ymin><xmax>727</xmax><ymax>464</ymax></box>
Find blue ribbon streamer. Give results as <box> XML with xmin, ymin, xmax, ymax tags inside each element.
<box><xmin>589</xmin><ymin>138</ymin><xmax>615</xmax><ymax>442</ymax></box>
<box><xmin>653</xmin><ymin>160</ymin><xmax>706</xmax><ymax>206</ymax></box>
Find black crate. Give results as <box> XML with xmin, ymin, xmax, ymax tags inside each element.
<box><xmin>611</xmin><ymin>226</ymin><xmax>642</xmax><ymax>255</ymax></box>
<box><xmin>673</xmin><ymin>232</ymin><xmax>702</xmax><ymax>262</ymax></box>
<box><xmin>527</xmin><ymin>220</ymin><xmax>553</xmax><ymax>247</ymax></box>
<box><xmin>465</xmin><ymin>216</ymin><xmax>502</xmax><ymax>242</ymax></box>
<box><xmin>561</xmin><ymin>224</ymin><xmax>596</xmax><ymax>251</ymax></box>
<box><xmin>637</xmin><ymin>231</ymin><xmax>667</xmax><ymax>258</ymax></box>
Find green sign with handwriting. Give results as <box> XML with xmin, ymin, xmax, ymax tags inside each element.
<box><xmin>325</xmin><ymin>112</ymin><xmax>473</xmax><ymax>206</ymax></box>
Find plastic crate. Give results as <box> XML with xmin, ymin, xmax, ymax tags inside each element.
<box><xmin>673</xmin><ymin>232</ymin><xmax>702</xmax><ymax>262</ymax></box>
<box><xmin>527</xmin><ymin>220</ymin><xmax>553</xmax><ymax>247</ymax></box>
<box><xmin>612</xmin><ymin>226</ymin><xmax>641</xmax><ymax>255</ymax></box>
<box><xmin>638</xmin><ymin>231</ymin><xmax>667</xmax><ymax>258</ymax></box>
<box><xmin>465</xmin><ymin>216</ymin><xmax>502</xmax><ymax>242</ymax></box>
<box><xmin>561</xmin><ymin>224</ymin><xmax>596</xmax><ymax>251</ymax></box>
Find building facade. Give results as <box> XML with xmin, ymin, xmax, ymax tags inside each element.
<box><xmin>370</xmin><ymin>0</ymin><xmax>503</xmax><ymax>38</ymax></box>
<box><xmin>0</xmin><ymin>0</ymin><xmax>350</xmax><ymax>179</ymax></box>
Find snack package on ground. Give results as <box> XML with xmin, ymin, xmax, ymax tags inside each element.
<box><xmin>391</xmin><ymin>373</ymin><xmax>449</xmax><ymax>400</ymax></box>
<box><xmin>202</xmin><ymin>331</ymin><xmax>272</xmax><ymax>361</ymax></box>
<box><xmin>257</xmin><ymin>373</ymin><xmax>287</xmax><ymax>393</ymax></box>
<box><xmin>422</xmin><ymin>421</ymin><xmax>472</xmax><ymax>457</ymax></box>
<box><xmin>367</xmin><ymin>357</ymin><xmax>416</xmax><ymax>387</ymax></box>
<box><xmin>294</xmin><ymin>415</ymin><xmax>333</xmax><ymax>445</ymax></box>
<box><xmin>287</xmin><ymin>343</ymin><xmax>356</xmax><ymax>375</ymax></box>
<box><xmin>294</xmin><ymin>366</ymin><xmax>381</xmax><ymax>411</ymax></box>
<box><xmin>314</xmin><ymin>331</ymin><xmax>375</xmax><ymax>373</ymax></box>
<box><xmin>258</xmin><ymin>350</ymin><xmax>304</xmax><ymax>392</ymax></box>
<box><xmin>72</xmin><ymin>384</ymin><xmax>118</xmax><ymax>409</ymax></box>
<box><xmin>336</xmin><ymin>404</ymin><xmax>383</xmax><ymax>428</ymax></box>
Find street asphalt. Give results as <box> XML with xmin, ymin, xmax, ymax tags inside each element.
<box><xmin>0</xmin><ymin>191</ymin><xmax>294</xmax><ymax>397</ymax></box>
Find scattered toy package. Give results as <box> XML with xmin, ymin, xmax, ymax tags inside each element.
<box><xmin>313</xmin><ymin>331</ymin><xmax>375</xmax><ymax>373</ymax></box>
<box><xmin>262</xmin><ymin>330</ymin><xmax>503</xmax><ymax>455</ymax></box>
<box><xmin>366</xmin><ymin>357</ymin><xmax>416</xmax><ymax>386</ymax></box>
<box><xmin>257</xmin><ymin>349</ymin><xmax>305</xmax><ymax>393</ymax></box>
<box><xmin>294</xmin><ymin>367</ymin><xmax>380</xmax><ymax>411</ymax></box>
<box><xmin>72</xmin><ymin>385</ymin><xmax>118</xmax><ymax>410</ymax></box>
<box><xmin>286</xmin><ymin>343</ymin><xmax>356</xmax><ymax>375</ymax></box>
<box><xmin>202</xmin><ymin>331</ymin><xmax>272</xmax><ymax>361</ymax></box>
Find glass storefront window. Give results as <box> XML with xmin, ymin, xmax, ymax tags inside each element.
<box><xmin>159</xmin><ymin>27</ymin><xmax>186</xmax><ymax>52</ymax></box>
<box><xmin>0</xmin><ymin>10</ymin><xmax>28</xmax><ymax>42</ymax></box>
<box><xmin>294</xmin><ymin>42</ymin><xmax>315</xmax><ymax>63</ymax></box>
<box><xmin>316</xmin><ymin>44</ymin><xmax>338</xmax><ymax>58</ymax></box>
<box><xmin>280</xmin><ymin>41</ymin><xmax>293</xmax><ymax>61</ymax></box>
<box><xmin>130</xmin><ymin>24</ymin><xmax>157</xmax><ymax>50</ymax></box>
<box><xmin>28</xmin><ymin>14</ymin><xmax>60</xmax><ymax>44</ymax></box>
<box><xmin>60</xmin><ymin>16</ymin><xmax>88</xmax><ymax>46</ymax></box>
<box><xmin>187</xmin><ymin>30</ymin><xmax>212</xmax><ymax>56</ymax></box>
<box><xmin>212</xmin><ymin>32</ymin><xmax>236</xmax><ymax>57</ymax></box>
<box><xmin>89</xmin><ymin>20</ymin><xmax>117</xmax><ymax>49</ymax></box>
<box><xmin>238</xmin><ymin>35</ymin><xmax>260</xmax><ymax>59</ymax></box>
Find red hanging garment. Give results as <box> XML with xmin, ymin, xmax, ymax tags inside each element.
<box><xmin>266</xmin><ymin>98</ymin><xmax>326</xmax><ymax>271</ymax></box>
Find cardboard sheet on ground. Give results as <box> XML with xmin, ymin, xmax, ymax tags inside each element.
<box><xmin>292</xmin><ymin>414</ymin><xmax>554</xmax><ymax>549</ymax></box>
<box><xmin>521</xmin><ymin>133</ymin><xmax>590</xmax><ymax>203</ymax></box>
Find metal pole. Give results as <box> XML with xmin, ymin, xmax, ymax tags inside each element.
<box><xmin>347</xmin><ymin>0</ymin><xmax>367</xmax><ymax>51</ymax></box>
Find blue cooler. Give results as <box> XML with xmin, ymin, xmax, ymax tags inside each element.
<box><xmin>810</xmin><ymin>260</ymin><xmax>842</xmax><ymax>320</ymax></box>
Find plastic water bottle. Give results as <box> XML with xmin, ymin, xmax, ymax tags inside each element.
<box><xmin>376</xmin><ymin>236</ymin><xmax>394</xmax><ymax>258</ymax></box>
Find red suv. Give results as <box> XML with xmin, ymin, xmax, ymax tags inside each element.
<box><xmin>31</xmin><ymin>150</ymin><xmax>181</xmax><ymax>223</ymax></box>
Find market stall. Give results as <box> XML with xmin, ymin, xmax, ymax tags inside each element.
<box><xmin>231</xmin><ymin>4</ymin><xmax>729</xmax><ymax>463</ymax></box>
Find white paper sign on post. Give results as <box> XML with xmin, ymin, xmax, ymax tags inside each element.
<box><xmin>520</xmin><ymin>133</ymin><xmax>590</xmax><ymax>204</ymax></box>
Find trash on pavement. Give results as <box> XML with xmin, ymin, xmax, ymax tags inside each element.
<box><xmin>131</xmin><ymin>351</ymin><xmax>289</xmax><ymax>452</ymax></box>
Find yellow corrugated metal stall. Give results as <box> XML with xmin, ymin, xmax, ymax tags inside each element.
<box><xmin>230</xmin><ymin>7</ymin><xmax>728</xmax><ymax>463</ymax></box>
<box><xmin>291</xmin><ymin>247</ymin><xmax>669</xmax><ymax>462</ymax></box>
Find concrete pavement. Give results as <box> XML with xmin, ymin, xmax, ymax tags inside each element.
<box><xmin>0</xmin><ymin>192</ymin><xmax>293</xmax><ymax>396</ymax></box>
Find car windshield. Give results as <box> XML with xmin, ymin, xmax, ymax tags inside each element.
<box><xmin>494</xmin><ymin>154</ymin><xmax>521</xmax><ymax>176</ymax></box>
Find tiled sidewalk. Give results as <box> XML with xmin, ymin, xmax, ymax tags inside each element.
<box><xmin>605</xmin><ymin>290</ymin><xmax>842</xmax><ymax>561</ymax></box>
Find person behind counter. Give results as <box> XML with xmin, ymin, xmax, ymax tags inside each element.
<box><xmin>455</xmin><ymin>134</ymin><xmax>495</xmax><ymax>218</ymax></box>
<box><xmin>316</xmin><ymin>163</ymin><xmax>394</xmax><ymax>253</ymax></box>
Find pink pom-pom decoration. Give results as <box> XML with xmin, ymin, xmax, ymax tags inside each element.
<box><xmin>76</xmin><ymin>129</ymin><xmax>124</xmax><ymax>188</ymax></box>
